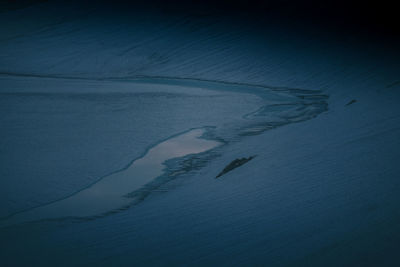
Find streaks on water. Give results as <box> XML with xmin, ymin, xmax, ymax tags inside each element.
<box><xmin>0</xmin><ymin>77</ymin><xmax>329</xmax><ymax>225</ymax></box>
<box><xmin>240</xmin><ymin>88</ymin><xmax>328</xmax><ymax>136</ymax></box>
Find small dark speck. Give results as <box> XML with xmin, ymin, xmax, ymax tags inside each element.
<box><xmin>346</xmin><ymin>99</ymin><xmax>357</xmax><ymax>106</ymax></box>
<box><xmin>386</xmin><ymin>81</ymin><xmax>400</xmax><ymax>88</ymax></box>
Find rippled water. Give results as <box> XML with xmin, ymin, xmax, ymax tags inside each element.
<box><xmin>1</xmin><ymin>128</ymin><xmax>220</xmax><ymax>226</ymax></box>
<box><xmin>0</xmin><ymin>77</ymin><xmax>328</xmax><ymax>227</ymax></box>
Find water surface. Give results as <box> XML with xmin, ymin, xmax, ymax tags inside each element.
<box><xmin>2</xmin><ymin>128</ymin><xmax>220</xmax><ymax>226</ymax></box>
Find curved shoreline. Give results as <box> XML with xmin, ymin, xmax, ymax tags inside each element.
<box><xmin>0</xmin><ymin>128</ymin><xmax>221</xmax><ymax>227</ymax></box>
<box><xmin>0</xmin><ymin>76</ymin><xmax>328</xmax><ymax>227</ymax></box>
